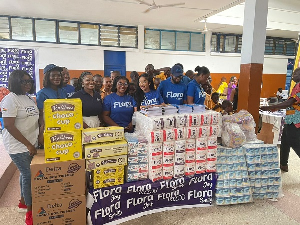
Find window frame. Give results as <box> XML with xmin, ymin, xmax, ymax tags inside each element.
<box><xmin>145</xmin><ymin>28</ymin><xmax>205</xmax><ymax>52</ymax></box>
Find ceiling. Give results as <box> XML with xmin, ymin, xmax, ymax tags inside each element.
<box><xmin>1</xmin><ymin>0</ymin><xmax>299</xmax><ymax>39</ymax></box>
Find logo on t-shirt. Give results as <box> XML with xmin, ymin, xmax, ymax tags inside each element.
<box><xmin>142</xmin><ymin>98</ymin><xmax>157</xmax><ymax>106</ymax></box>
<box><xmin>113</xmin><ymin>102</ymin><xmax>133</xmax><ymax>108</ymax></box>
<box><xmin>198</xmin><ymin>91</ymin><xmax>206</xmax><ymax>99</ymax></box>
<box><xmin>166</xmin><ymin>91</ymin><xmax>183</xmax><ymax>99</ymax></box>
<box><xmin>26</xmin><ymin>106</ymin><xmax>39</xmax><ymax>116</ymax></box>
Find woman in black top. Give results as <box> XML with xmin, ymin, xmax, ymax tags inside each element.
<box><xmin>71</xmin><ymin>71</ymin><xmax>103</xmax><ymax>128</ymax></box>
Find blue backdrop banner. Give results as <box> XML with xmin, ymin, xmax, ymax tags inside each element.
<box><xmin>0</xmin><ymin>47</ymin><xmax>35</xmax><ymax>88</ymax></box>
<box><xmin>87</xmin><ymin>173</ymin><xmax>217</xmax><ymax>225</ymax></box>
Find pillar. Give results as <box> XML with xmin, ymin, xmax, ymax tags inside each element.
<box><xmin>238</xmin><ymin>0</ymin><xmax>268</xmax><ymax>130</ymax></box>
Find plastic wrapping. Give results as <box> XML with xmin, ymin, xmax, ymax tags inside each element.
<box><xmin>222</xmin><ymin>122</ymin><xmax>246</xmax><ymax>148</ymax></box>
<box><xmin>222</xmin><ymin>110</ymin><xmax>257</xmax><ymax>142</ymax></box>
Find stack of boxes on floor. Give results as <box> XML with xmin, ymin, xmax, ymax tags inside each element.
<box><xmin>130</xmin><ymin>106</ymin><xmax>221</xmax><ymax>182</ymax></box>
<box><xmin>83</xmin><ymin>126</ymin><xmax>127</xmax><ymax>188</ymax></box>
<box><xmin>30</xmin><ymin>99</ymin><xmax>86</xmax><ymax>225</ymax></box>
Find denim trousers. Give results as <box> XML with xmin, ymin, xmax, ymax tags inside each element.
<box><xmin>9</xmin><ymin>152</ymin><xmax>33</xmax><ymax>206</ymax></box>
<box><xmin>280</xmin><ymin>124</ymin><xmax>300</xmax><ymax>166</ymax></box>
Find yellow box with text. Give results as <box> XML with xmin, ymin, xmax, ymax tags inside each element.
<box><xmin>44</xmin><ymin>131</ymin><xmax>82</xmax><ymax>163</ymax></box>
<box><xmin>44</xmin><ymin>99</ymin><xmax>83</xmax><ymax>132</ymax></box>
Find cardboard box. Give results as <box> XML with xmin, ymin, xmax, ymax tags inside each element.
<box><xmin>86</xmin><ymin>155</ymin><xmax>127</xmax><ymax>171</ymax></box>
<box><xmin>44</xmin><ymin>130</ymin><xmax>82</xmax><ymax>163</ymax></box>
<box><xmin>44</xmin><ymin>99</ymin><xmax>83</xmax><ymax>131</ymax></box>
<box><xmin>31</xmin><ymin>151</ymin><xmax>85</xmax><ymax>203</ymax></box>
<box><xmin>82</xmin><ymin>126</ymin><xmax>124</xmax><ymax>144</ymax></box>
<box><xmin>94</xmin><ymin>166</ymin><xmax>124</xmax><ymax>178</ymax></box>
<box><xmin>32</xmin><ymin>195</ymin><xmax>86</xmax><ymax>225</ymax></box>
<box><xmin>85</xmin><ymin>140</ymin><xmax>128</xmax><ymax>159</ymax></box>
<box><xmin>94</xmin><ymin>176</ymin><xmax>124</xmax><ymax>189</ymax></box>
<box><xmin>93</xmin><ymin>166</ymin><xmax>125</xmax><ymax>188</ymax></box>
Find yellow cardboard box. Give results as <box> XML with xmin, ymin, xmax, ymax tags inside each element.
<box><xmin>94</xmin><ymin>166</ymin><xmax>125</xmax><ymax>178</ymax></box>
<box><xmin>44</xmin><ymin>99</ymin><xmax>83</xmax><ymax>131</ymax></box>
<box><xmin>94</xmin><ymin>176</ymin><xmax>124</xmax><ymax>189</ymax></box>
<box><xmin>44</xmin><ymin>131</ymin><xmax>82</xmax><ymax>163</ymax></box>
<box><xmin>82</xmin><ymin>126</ymin><xmax>124</xmax><ymax>144</ymax></box>
<box><xmin>86</xmin><ymin>155</ymin><xmax>127</xmax><ymax>171</ymax></box>
<box><xmin>85</xmin><ymin>140</ymin><xmax>128</xmax><ymax>159</ymax></box>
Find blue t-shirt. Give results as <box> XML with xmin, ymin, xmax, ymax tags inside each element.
<box><xmin>157</xmin><ymin>77</ymin><xmax>187</xmax><ymax>105</ymax></box>
<box><xmin>63</xmin><ymin>84</ymin><xmax>75</xmax><ymax>98</ymax></box>
<box><xmin>71</xmin><ymin>89</ymin><xmax>102</xmax><ymax>117</ymax></box>
<box><xmin>103</xmin><ymin>93</ymin><xmax>137</xmax><ymax>128</ymax></box>
<box><xmin>187</xmin><ymin>79</ymin><xmax>206</xmax><ymax>105</ymax></box>
<box><xmin>36</xmin><ymin>87</ymin><xmax>67</xmax><ymax>109</ymax></box>
<box><xmin>141</xmin><ymin>90</ymin><xmax>164</xmax><ymax>106</ymax></box>
<box><xmin>182</xmin><ymin>76</ymin><xmax>191</xmax><ymax>86</ymax></box>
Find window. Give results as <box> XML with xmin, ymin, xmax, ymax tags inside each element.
<box><xmin>161</xmin><ymin>31</ymin><xmax>175</xmax><ymax>50</ymax></box>
<box><xmin>100</xmin><ymin>25</ymin><xmax>119</xmax><ymax>46</ymax></box>
<box><xmin>119</xmin><ymin>27</ymin><xmax>137</xmax><ymax>47</ymax></box>
<box><xmin>145</xmin><ymin>29</ymin><xmax>160</xmax><ymax>49</ymax></box>
<box><xmin>191</xmin><ymin>33</ymin><xmax>205</xmax><ymax>52</ymax></box>
<box><xmin>35</xmin><ymin>20</ymin><xmax>56</xmax><ymax>42</ymax></box>
<box><xmin>11</xmin><ymin>18</ymin><xmax>33</xmax><ymax>40</ymax></box>
<box><xmin>224</xmin><ymin>35</ymin><xmax>237</xmax><ymax>52</ymax></box>
<box><xmin>59</xmin><ymin>22</ymin><xmax>78</xmax><ymax>44</ymax></box>
<box><xmin>80</xmin><ymin>23</ymin><xmax>99</xmax><ymax>45</ymax></box>
<box><xmin>0</xmin><ymin>17</ymin><xmax>9</xmax><ymax>39</ymax></box>
<box><xmin>264</xmin><ymin>37</ymin><xmax>296</xmax><ymax>56</ymax></box>
<box><xmin>211</xmin><ymin>34</ymin><xmax>218</xmax><ymax>52</ymax></box>
<box><xmin>145</xmin><ymin>28</ymin><xmax>205</xmax><ymax>52</ymax></box>
<box><xmin>176</xmin><ymin>32</ymin><xmax>190</xmax><ymax>51</ymax></box>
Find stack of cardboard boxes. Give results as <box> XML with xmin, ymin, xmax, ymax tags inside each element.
<box><xmin>83</xmin><ymin>126</ymin><xmax>128</xmax><ymax>189</ymax></box>
<box><xmin>30</xmin><ymin>99</ymin><xmax>86</xmax><ymax>225</ymax></box>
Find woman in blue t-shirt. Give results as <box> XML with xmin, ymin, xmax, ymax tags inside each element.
<box><xmin>187</xmin><ymin>66</ymin><xmax>210</xmax><ymax>105</ymax></box>
<box><xmin>135</xmin><ymin>73</ymin><xmax>164</xmax><ymax>110</ymax></box>
<box><xmin>103</xmin><ymin>76</ymin><xmax>137</xmax><ymax>132</ymax></box>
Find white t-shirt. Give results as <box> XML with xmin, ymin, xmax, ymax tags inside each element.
<box><xmin>1</xmin><ymin>93</ymin><xmax>39</xmax><ymax>154</ymax></box>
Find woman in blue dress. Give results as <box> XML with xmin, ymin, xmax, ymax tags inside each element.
<box><xmin>135</xmin><ymin>73</ymin><xmax>164</xmax><ymax>110</ymax></box>
<box><xmin>187</xmin><ymin>66</ymin><xmax>210</xmax><ymax>105</ymax></box>
<box><xmin>102</xmin><ymin>76</ymin><xmax>137</xmax><ymax>132</ymax></box>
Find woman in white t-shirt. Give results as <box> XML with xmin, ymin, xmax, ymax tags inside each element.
<box><xmin>0</xmin><ymin>70</ymin><xmax>39</xmax><ymax>225</ymax></box>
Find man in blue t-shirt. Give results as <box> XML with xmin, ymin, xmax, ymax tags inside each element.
<box><xmin>61</xmin><ymin>67</ymin><xmax>75</xmax><ymax>97</ymax></box>
<box><xmin>157</xmin><ymin>65</ymin><xmax>187</xmax><ymax>105</ymax></box>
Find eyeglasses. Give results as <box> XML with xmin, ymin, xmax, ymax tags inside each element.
<box><xmin>20</xmin><ymin>80</ymin><xmax>34</xmax><ymax>85</ymax></box>
<box><xmin>117</xmin><ymin>82</ymin><xmax>128</xmax><ymax>87</ymax></box>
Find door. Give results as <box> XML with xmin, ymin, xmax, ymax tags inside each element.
<box><xmin>104</xmin><ymin>50</ymin><xmax>126</xmax><ymax>77</ymax></box>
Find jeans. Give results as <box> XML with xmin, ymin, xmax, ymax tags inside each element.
<box><xmin>280</xmin><ymin>124</ymin><xmax>300</xmax><ymax>166</ymax></box>
<box><xmin>9</xmin><ymin>152</ymin><xmax>33</xmax><ymax>206</ymax></box>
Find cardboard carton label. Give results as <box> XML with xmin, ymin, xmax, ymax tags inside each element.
<box><xmin>82</xmin><ymin>126</ymin><xmax>124</xmax><ymax>144</ymax></box>
<box><xmin>31</xmin><ymin>152</ymin><xmax>85</xmax><ymax>203</ymax></box>
<box><xmin>85</xmin><ymin>140</ymin><xmax>127</xmax><ymax>159</ymax></box>
<box><xmin>32</xmin><ymin>195</ymin><xmax>86</xmax><ymax>225</ymax></box>
<box><xmin>86</xmin><ymin>155</ymin><xmax>127</xmax><ymax>170</ymax></box>
<box><xmin>44</xmin><ymin>131</ymin><xmax>82</xmax><ymax>163</ymax></box>
<box><xmin>44</xmin><ymin>99</ymin><xmax>83</xmax><ymax>131</ymax></box>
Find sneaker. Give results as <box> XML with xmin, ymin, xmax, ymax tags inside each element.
<box><xmin>280</xmin><ymin>164</ymin><xmax>288</xmax><ymax>172</ymax></box>
<box><xmin>25</xmin><ymin>211</ymin><xmax>33</xmax><ymax>225</ymax></box>
<box><xmin>18</xmin><ymin>201</ymin><xmax>27</xmax><ymax>212</ymax></box>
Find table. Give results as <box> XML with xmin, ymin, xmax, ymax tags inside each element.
<box><xmin>86</xmin><ymin>173</ymin><xmax>217</xmax><ymax>225</ymax></box>
<box><xmin>257</xmin><ymin>111</ymin><xmax>285</xmax><ymax>144</ymax></box>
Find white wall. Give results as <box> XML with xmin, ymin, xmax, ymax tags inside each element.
<box><xmin>0</xmin><ymin>40</ymin><xmax>289</xmax><ymax>83</ymax></box>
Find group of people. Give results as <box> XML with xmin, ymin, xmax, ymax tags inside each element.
<box><xmin>6</xmin><ymin>61</ymin><xmax>300</xmax><ymax>225</ymax></box>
